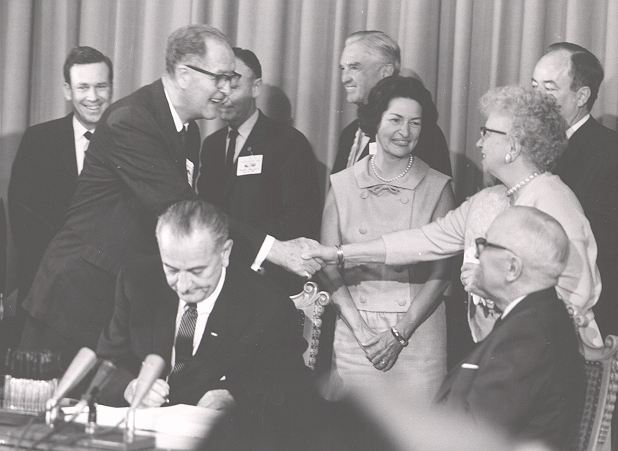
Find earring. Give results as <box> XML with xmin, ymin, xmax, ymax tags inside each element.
<box><xmin>505</xmin><ymin>154</ymin><xmax>512</xmax><ymax>164</ymax></box>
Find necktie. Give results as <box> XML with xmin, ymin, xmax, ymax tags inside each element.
<box><xmin>347</xmin><ymin>126</ymin><xmax>364</xmax><ymax>168</ymax></box>
<box><xmin>84</xmin><ymin>131</ymin><xmax>92</xmax><ymax>140</ymax></box>
<box><xmin>226</xmin><ymin>128</ymin><xmax>238</xmax><ymax>175</ymax></box>
<box><xmin>171</xmin><ymin>302</ymin><xmax>198</xmax><ymax>375</ymax></box>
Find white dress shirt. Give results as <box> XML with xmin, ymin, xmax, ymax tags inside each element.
<box><xmin>72</xmin><ymin>116</ymin><xmax>94</xmax><ymax>175</ymax></box>
<box><xmin>171</xmin><ymin>267</ymin><xmax>226</xmax><ymax>367</ymax></box>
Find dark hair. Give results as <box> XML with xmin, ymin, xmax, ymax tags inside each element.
<box><xmin>358</xmin><ymin>76</ymin><xmax>438</xmax><ymax>137</ymax></box>
<box><xmin>546</xmin><ymin>42</ymin><xmax>604</xmax><ymax>111</ymax></box>
<box><xmin>165</xmin><ymin>24</ymin><xmax>230</xmax><ymax>75</ymax></box>
<box><xmin>346</xmin><ymin>31</ymin><xmax>401</xmax><ymax>76</ymax></box>
<box><xmin>63</xmin><ymin>46</ymin><xmax>113</xmax><ymax>85</ymax></box>
<box><xmin>233</xmin><ymin>47</ymin><xmax>262</xmax><ymax>79</ymax></box>
<box><xmin>156</xmin><ymin>200</ymin><xmax>229</xmax><ymax>249</ymax></box>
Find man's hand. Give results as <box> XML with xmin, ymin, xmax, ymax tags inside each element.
<box><xmin>197</xmin><ymin>389</ymin><xmax>236</xmax><ymax>411</ymax></box>
<box><xmin>266</xmin><ymin>238</ymin><xmax>326</xmax><ymax>278</ymax></box>
<box><xmin>123</xmin><ymin>378</ymin><xmax>169</xmax><ymax>408</ymax></box>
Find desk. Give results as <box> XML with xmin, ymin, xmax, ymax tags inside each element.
<box><xmin>0</xmin><ymin>406</ymin><xmax>221</xmax><ymax>450</ymax></box>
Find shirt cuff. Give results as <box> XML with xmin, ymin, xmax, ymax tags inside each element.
<box><xmin>251</xmin><ymin>235</ymin><xmax>275</xmax><ymax>272</ymax></box>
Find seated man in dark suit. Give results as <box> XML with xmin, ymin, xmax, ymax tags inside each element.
<box><xmin>436</xmin><ymin>206</ymin><xmax>585</xmax><ymax>449</ymax></box>
<box><xmin>198</xmin><ymin>48</ymin><xmax>321</xmax><ymax>295</ymax></box>
<box><xmin>97</xmin><ymin>200</ymin><xmax>317</xmax><ymax>446</ymax></box>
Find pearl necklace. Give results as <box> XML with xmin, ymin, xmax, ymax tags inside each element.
<box><xmin>370</xmin><ymin>154</ymin><xmax>414</xmax><ymax>182</ymax></box>
<box><xmin>505</xmin><ymin>172</ymin><xmax>542</xmax><ymax>197</ymax></box>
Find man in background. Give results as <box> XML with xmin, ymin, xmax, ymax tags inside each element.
<box><xmin>333</xmin><ymin>30</ymin><xmax>451</xmax><ymax>176</ymax></box>
<box><xmin>436</xmin><ymin>206</ymin><xmax>585</xmax><ymax>449</ymax></box>
<box><xmin>532</xmin><ymin>43</ymin><xmax>618</xmax><ymax>338</ymax></box>
<box><xmin>532</xmin><ymin>41</ymin><xmax>618</xmax><ymax>447</ymax></box>
<box><xmin>198</xmin><ymin>48</ymin><xmax>320</xmax><ymax>295</ymax></box>
<box><xmin>4</xmin><ymin>46</ymin><xmax>113</xmax><ymax>351</ymax></box>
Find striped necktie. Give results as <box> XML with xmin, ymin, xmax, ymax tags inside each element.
<box><xmin>171</xmin><ymin>302</ymin><xmax>197</xmax><ymax>375</ymax></box>
<box><xmin>226</xmin><ymin>128</ymin><xmax>239</xmax><ymax>176</ymax></box>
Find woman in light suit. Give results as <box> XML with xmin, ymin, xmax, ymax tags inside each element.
<box><xmin>320</xmin><ymin>76</ymin><xmax>455</xmax><ymax>403</ymax></box>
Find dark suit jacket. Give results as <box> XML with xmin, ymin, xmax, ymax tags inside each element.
<box><xmin>553</xmin><ymin>117</ymin><xmax>618</xmax><ymax>338</ymax></box>
<box><xmin>435</xmin><ymin>288</ymin><xmax>585</xmax><ymax>448</ymax></box>
<box><xmin>8</xmin><ymin>114</ymin><xmax>78</xmax><ymax>303</ymax></box>
<box><xmin>22</xmin><ymin>80</ymin><xmax>266</xmax><ymax>351</ymax></box>
<box><xmin>331</xmin><ymin>119</ymin><xmax>453</xmax><ymax>176</ymax></box>
<box><xmin>97</xmin><ymin>258</ymin><xmax>313</xmax><ymax>435</ymax></box>
<box><xmin>198</xmin><ymin>111</ymin><xmax>321</xmax><ymax>294</ymax></box>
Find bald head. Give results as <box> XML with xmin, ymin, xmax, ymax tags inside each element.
<box><xmin>491</xmin><ymin>207</ymin><xmax>569</xmax><ymax>281</ymax></box>
<box><xmin>475</xmin><ymin>207</ymin><xmax>569</xmax><ymax>307</ymax></box>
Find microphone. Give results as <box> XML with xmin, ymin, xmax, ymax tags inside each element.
<box><xmin>126</xmin><ymin>354</ymin><xmax>165</xmax><ymax>438</ymax></box>
<box><xmin>73</xmin><ymin>359</ymin><xmax>117</xmax><ymax>415</ymax></box>
<box><xmin>46</xmin><ymin>348</ymin><xmax>98</xmax><ymax>412</ymax></box>
<box><xmin>129</xmin><ymin>354</ymin><xmax>166</xmax><ymax>409</ymax></box>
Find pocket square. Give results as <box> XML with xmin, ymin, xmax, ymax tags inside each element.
<box><xmin>211</xmin><ymin>332</ymin><xmax>218</xmax><ymax>337</ymax></box>
<box><xmin>461</xmin><ymin>363</ymin><xmax>479</xmax><ymax>369</ymax></box>
<box><xmin>220</xmin><ymin>375</ymin><xmax>226</xmax><ymax>381</ymax></box>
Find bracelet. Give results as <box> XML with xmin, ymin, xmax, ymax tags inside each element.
<box><xmin>335</xmin><ymin>245</ymin><xmax>345</xmax><ymax>269</ymax></box>
<box><xmin>390</xmin><ymin>327</ymin><xmax>409</xmax><ymax>347</ymax></box>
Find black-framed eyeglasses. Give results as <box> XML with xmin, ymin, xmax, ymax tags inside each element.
<box><xmin>185</xmin><ymin>65</ymin><xmax>241</xmax><ymax>88</ymax></box>
<box><xmin>480</xmin><ymin>126</ymin><xmax>507</xmax><ymax>139</ymax></box>
<box><xmin>475</xmin><ymin>237</ymin><xmax>514</xmax><ymax>256</ymax></box>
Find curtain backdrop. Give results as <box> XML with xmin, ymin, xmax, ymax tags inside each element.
<box><xmin>1</xmin><ymin>0</ymin><xmax>617</xmax><ymax>293</ymax></box>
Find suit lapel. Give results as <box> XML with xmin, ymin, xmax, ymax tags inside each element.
<box><xmin>152</xmin><ymin>286</ymin><xmax>178</xmax><ymax>375</ymax></box>
<box><xmin>172</xmin><ymin>268</ymin><xmax>250</xmax><ymax>385</ymax></box>
<box><xmin>149</xmin><ymin>80</ymin><xmax>192</xmax><ymax>178</ymax></box>
<box><xmin>60</xmin><ymin>114</ymin><xmax>78</xmax><ymax>177</ymax></box>
<box><xmin>223</xmin><ymin>112</ymin><xmax>266</xmax><ymax>197</ymax></box>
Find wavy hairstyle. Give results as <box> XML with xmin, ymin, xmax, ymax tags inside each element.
<box><xmin>358</xmin><ymin>76</ymin><xmax>438</xmax><ymax>142</ymax></box>
<box><xmin>165</xmin><ymin>24</ymin><xmax>230</xmax><ymax>75</ymax></box>
<box><xmin>479</xmin><ymin>85</ymin><xmax>568</xmax><ymax>172</ymax></box>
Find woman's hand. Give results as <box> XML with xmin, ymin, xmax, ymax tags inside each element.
<box><xmin>460</xmin><ymin>262</ymin><xmax>480</xmax><ymax>294</ymax></box>
<box><xmin>301</xmin><ymin>243</ymin><xmax>338</xmax><ymax>264</ymax></box>
<box><xmin>361</xmin><ymin>330</ymin><xmax>404</xmax><ymax>372</ymax></box>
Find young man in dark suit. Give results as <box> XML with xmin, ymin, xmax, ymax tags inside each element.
<box><xmin>333</xmin><ymin>30</ymin><xmax>451</xmax><ymax>177</ymax></box>
<box><xmin>5</xmin><ymin>47</ymin><xmax>112</xmax><ymax>350</ymax></box>
<box><xmin>198</xmin><ymin>48</ymin><xmax>321</xmax><ymax>295</ymax></box>
<box><xmin>97</xmin><ymin>200</ymin><xmax>317</xmax><ymax>448</ymax></box>
<box><xmin>19</xmin><ymin>25</ymin><xmax>324</xmax><ymax>370</ymax></box>
<box><xmin>436</xmin><ymin>206</ymin><xmax>586</xmax><ymax>449</ymax></box>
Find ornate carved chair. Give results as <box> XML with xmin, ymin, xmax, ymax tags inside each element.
<box><xmin>290</xmin><ymin>282</ymin><xmax>330</xmax><ymax>370</ymax></box>
<box><xmin>574</xmin><ymin>332</ymin><xmax>618</xmax><ymax>451</ymax></box>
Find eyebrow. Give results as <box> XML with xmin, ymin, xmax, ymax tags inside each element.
<box><xmin>532</xmin><ymin>77</ymin><xmax>559</xmax><ymax>88</ymax></box>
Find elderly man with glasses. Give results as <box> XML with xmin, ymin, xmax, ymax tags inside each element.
<box><xmin>435</xmin><ymin>206</ymin><xmax>585</xmax><ymax>450</ymax></box>
<box><xmin>20</xmin><ymin>24</ymin><xmax>323</xmax><ymax>370</ymax></box>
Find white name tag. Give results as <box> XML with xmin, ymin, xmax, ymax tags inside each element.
<box><xmin>186</xmin><ymin>159</ymin><xmax>195</xmax><ymax>187</ymax></box>
<box><xmin>237</xmin><ymin>155</ymin><xmax>263</xmax><ymax>176</ymax></box>
<box><xmin>461</xmin><ymin>363</ymin><xmax>479</xmax><ymax>369</ymax></box>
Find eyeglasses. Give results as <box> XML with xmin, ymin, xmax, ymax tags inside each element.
<box><xmin>479</xmin><ymin>126</ymin><xmax>507</xmax><ymax>139</ymax></box>
<box><xmin>185</xmin><ymin>65</ymin><xmax>241</xmax><ymax>88</ymax></box>
<box><xmin>475</xmin><ymin>237</ymin><xmax>514</xmax><ymax>257</ymax></box>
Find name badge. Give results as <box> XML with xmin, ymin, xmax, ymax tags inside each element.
<box><xmin>186</xmin><ymin>159</ymin><xmax>195</xmax><ymax>187</ymax></box>
<box><xmin>237</xmin><ymin>155</ymin><xmax>263</xmax><ymax>176</ymax></box>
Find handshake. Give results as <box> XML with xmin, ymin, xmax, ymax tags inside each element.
<box><xmin>266</xmin><ymin>237</ymin><xmax>338</xmax><ymax>278</ymax></box>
